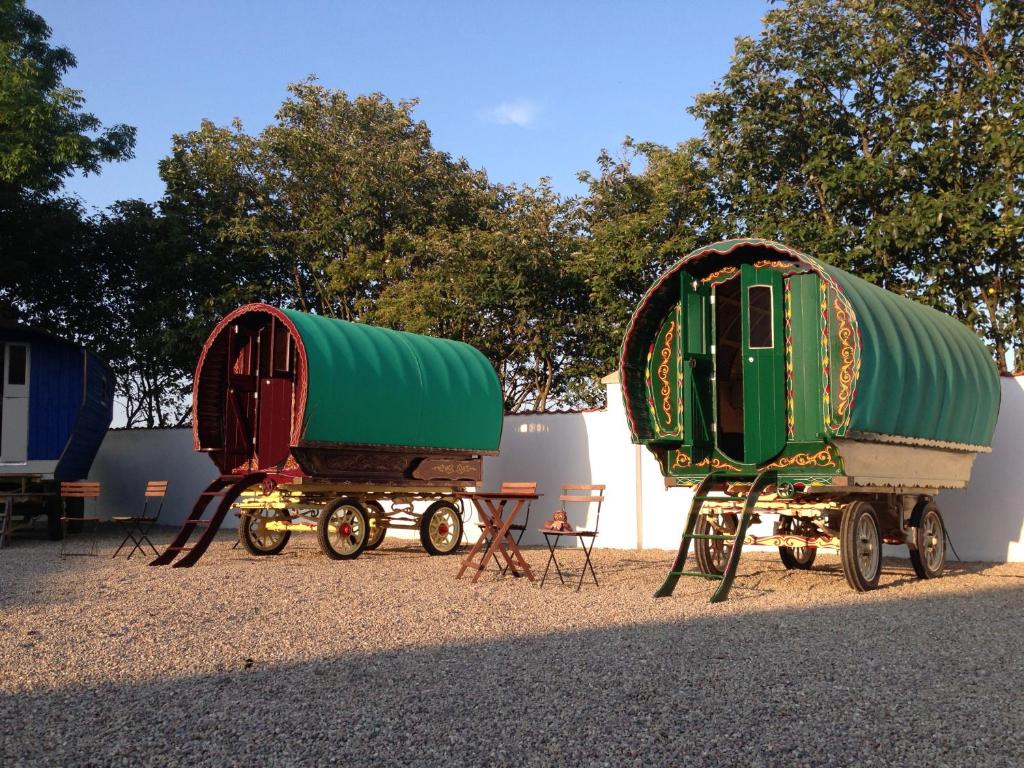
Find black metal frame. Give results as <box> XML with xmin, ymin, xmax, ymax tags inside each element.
<box><xmin>538</xmin><ymin>484</ymin><xmax>605</xmax><ymax>591</ymax></box>
<box><xmin>112</xmin><ymin>490</ymin><xmax>164</xmax><ymax>559</ymax></box>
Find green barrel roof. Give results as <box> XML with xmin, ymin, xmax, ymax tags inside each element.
<box><xmin>281</xmin><ymin>309</ymin><xmax>503</xmax><ymax>453</ymax></box>
<box><xmin>821</xmin><ymin>264</ymin><xmax>1000</xmax><ymax>448</ymax></box>
<box><xmin>621</xmin><ymin>239</ymin><xmax>1001</xmax><ymax>449</ymax></box>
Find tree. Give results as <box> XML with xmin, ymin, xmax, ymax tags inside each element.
<box><xmin>577</xmin><ymin>138</ymin><xmax>726</xmax><ymax>374</ymax></box>
<box><xmin>374</xmin><ymin>181</ymin><xmax>595</xmax><ymax>410</ymax></box>
<box><xmin>160</xmin><ymin>82</ymin><xmax>597</xmax><ymax>410</ymax></box>
<box><xmin>690</xmin><ymin>0</ymin><xmax>1024</xmax><ymax>369</ymax></box>
<box><xmin>93</xmin><ymin>201</ymin><xmax>194</xmax><ymax>427</ymax></box>
<box><xmin>0</xmin><ymin>0</ymin><xmax>134</xmax><ymax>194</ymax></box>
<box><xmin>578</xmin><ymin>0</ymin><xmax>1023</xmax><ymax>372</ymax></box>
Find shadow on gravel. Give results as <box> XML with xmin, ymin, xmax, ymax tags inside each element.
<box><xmin>2</xmin><ymin>582</ymin><xmax>1022</xmax><ymax>767</ymax></box>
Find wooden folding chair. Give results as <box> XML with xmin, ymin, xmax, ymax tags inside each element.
<box><xmin>494</xmin><ymin>481</ymin><xmax>536</xmax><ymax>574</ymax></box>
<box><xmin>112</xmin><ymin>481</ymin><xmax>167</xmax><ymax>559</ymax></box>
<box><xmin>59</xmin><ymin>482</ymin><xmax>102</xmax><ymax>558</ymax></box>
<box><xmin>539</xmin><ymin>484</ymin><xmax>605</xmax><ymax>591</ymax></box>
<box><xmin>499</xmin><ymin>481</ymin><xmax>537</xmax><ymax>544</ymax></box>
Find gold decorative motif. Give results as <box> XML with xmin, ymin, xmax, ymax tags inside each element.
<box><xmin>672</xmin><ymin>451</ymin><xmax>692</xmax><ymax>469</ymax></box>
<box><xmin>695</xmin><ymin>457</ymin><xmax>743</xmax><ymax>472</ymax></box>
<box><xmin>657</xmin><ymin>320</ymin><xmax>676</xmax><ymax>425</ymax></box>
<box><xmin>763</xmin><ymin>447</ymin><xmax>837</xmax><ymax>470</ymax></box>
<box><xmin>752</xmin><ymin>259</ymin><xmax>794</xmax><ymax>271</ymax></box>
<box><xmin>830</xmin><ymin>296</ymin><xmax>855</xmax><ymax>421</ymax></box>
<box><xmin>672</xmin><ymin>452</ymin><xmax>742</xmax><ymax>472</ymax></box>
<box><xmin>700</xmin><ymin>266</ymin><xmax>738</xmax><ymax>284</ymax></box>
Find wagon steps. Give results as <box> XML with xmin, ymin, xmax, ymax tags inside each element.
<box><xmin>654</xmin><ymin>470</ymin><xmax>776</xmax><ymax>603</ymax></box>
<box><xmin>150</xmin><ymin>472</ymin><xmax>266</xmax><ymax>568</ymax></box>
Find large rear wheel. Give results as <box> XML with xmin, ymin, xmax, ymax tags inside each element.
<box><xmin>840</xmin><ymin>501</ymin><xmax>881</xmax><ymax>591</ymax></box>
<box><xmin>908</xmin><ymin>501</ymin><xmax>946</xmax><ymax>579</ymax></box>
<box><xmin>420</xmin><ymin>500</ymin><xmax>463</xmax><ymax>556</ymax></box>
<box><xmin>317</xmin><ymin>498</ymin><xmax>369</xmax><ymax>560</ymax></box>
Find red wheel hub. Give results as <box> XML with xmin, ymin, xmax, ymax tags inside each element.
<box><xmin>437</xmin><ymin>522</ymin><xmax>449</xmax><ymax>536</ymax></box>
<box><xmin>339</xmin><ymin>522</ymin><xmax>352</xmax><ymax>537</ymax></box>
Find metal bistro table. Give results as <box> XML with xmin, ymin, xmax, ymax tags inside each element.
<box><xmin>455</xmin><ymin>491</ymin><xmax>539</xmax><ymax>583</ymax></box>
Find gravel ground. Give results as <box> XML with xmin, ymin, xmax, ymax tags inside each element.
<box><xmin>1</xmin><ymin>526</ymin><xmax>1023</xmax><ymax>767</ymax></box>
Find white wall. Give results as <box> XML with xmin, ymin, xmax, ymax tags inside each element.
<box><xmin>87</xmin><ymin>376</ymin><xmax>1024</xmax><ymax>562</ymax></box>
<box><xmin>89</xmin><ymin>428</ymin><xmax>221</xmax><ymax>527</ymax></box>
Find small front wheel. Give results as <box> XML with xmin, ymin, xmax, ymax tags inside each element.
<box><xmin>693</xmin><ymin>513</ymin><xmax>736</xmax><ymax>577</ymax></box>
<box><xmin>776</xmin><ymin>516</ymin><xmax>816</xmax><ymax>570</ymax></box>
<box><xmin>239</xmin><ymin>508</ymin><xmax>291</xmax><ymax>556</ymax></box>
<box><xmin>420</xmin><ymin>500</ymin><xmax>463</xmax><ymax>556</ymax></box>
<box><xmin>908</xmin><ymin>502</ymin><xmax>945</xmax><ymax>579</ymax></box>
<box><xmin>364</xmin><ymin>500</ymin><xmax>387</xmax><ymax>550</ymax></box>
<box><xmin>318</xmin><ymin>498</ymin><xmax>369</xmax><ymax>560</ymax></box>
<box><xmin>840</xmin><ymin>501</ymin><xmax>881</xmax><ymax>591</ymax></box>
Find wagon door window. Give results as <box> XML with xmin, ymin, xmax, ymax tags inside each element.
<box><xmin>747</xmin><ymin>286</ymin><xmax>774</xmax><ymax>348</ymax></box>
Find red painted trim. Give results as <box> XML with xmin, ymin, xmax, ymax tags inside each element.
<box><xmin>192</xmin><ymin>303</ymin><xmax>309</xmax><ymax>452</ymax></box>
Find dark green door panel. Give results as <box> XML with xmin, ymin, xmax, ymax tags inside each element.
<box><xmin>741</xmin><ymin>264</ymin><xmax>785</xmax><ymax>463</ymax></box>
<box><xmin>680</xmin><ymin>272</ymin><xmax>713</xmax><ymax>453</ymax></box>
<box><xmin>787</xmin><ymin>274</ymin><xmax>826</xmax><ymax>441</ymax></box>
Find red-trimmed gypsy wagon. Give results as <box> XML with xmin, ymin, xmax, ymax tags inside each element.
<box><xmin>152</xmin><ymin>304</ymin><xmax>503</xmax><ymax>567</ymax></box>
<box><xmin>621</xmin><ymin>239</ymin><xmax>1000</xmax><ymax>601</ymax></box>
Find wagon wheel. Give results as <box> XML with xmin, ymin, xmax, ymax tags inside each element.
<box><xmin>239</xmin><ymin>507</ymin><xmax>291</xmax><ymax>556</ymax></box>
<box><xmin>693</xmin><ymin>512</ymin><xmax>737</xmax><ymax>577</ymax></box>
<box><xmin>839</xmin><ymin>501</ymin><xmax>881</xmax><ymax>591</ymax></box>
<box><xmin>908</xmin><ymin>501</ymin><xmax>946</xmax><ymax>579</ymax></box>
<box><xmin>420</xmin><ymin>500</ymin><xmax>463</xmax><ymax>556</ymax></box>
<box><xmin>775</xmin><ymin>516</ymin><xmax>816</xmax><ymax>570</ymax></box>
<box><xmin>317</xmin><ymin>498</ymin><xmax>369</xmax><ymax>560</ymax></box>
<box><xmin>364</xmin><ymin>500</ymin><xmax>387</xmax><ymax>551</ymax></box>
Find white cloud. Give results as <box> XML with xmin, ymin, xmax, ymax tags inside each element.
<box><xmin>479</xmin><ymin>100</ymin><xmax>539</xmax><ymax>127</ymax></box>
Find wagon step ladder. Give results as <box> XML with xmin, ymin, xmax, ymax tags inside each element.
<box><xmin>150</xmin><ymin>472</ymin><xmax>265</xmax><ymax>568</ymax></box>
<box><xmin>654</xmin><ymin>470</ymin><xmax>776</xmax><ymax>603</ymax></box>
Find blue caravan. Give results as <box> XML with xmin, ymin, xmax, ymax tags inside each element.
<box><xmin>0</xmin><ymin>321</ymin><xmax>114</xmax><ymax>539</ymax></box>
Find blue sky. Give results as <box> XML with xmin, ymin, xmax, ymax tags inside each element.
<box><xmin>32</xmin><ymin>0</ymin><xmax>770</xmax><ymax>213</ymax></box>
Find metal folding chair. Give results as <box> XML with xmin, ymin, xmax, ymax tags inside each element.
<box><xmin>112</xmin><ymin>481</ymin><xmax>167</xmax><ymax>559</ymax></box>
<box><xmin>59</xmin><ymin>482</ymin><xmax>102</xmax><ymax>558</ymax></box>
<box><xmin>539</xmin><ymin>484</ymin><xmax>605</xmax><ymax>591</ymax></box>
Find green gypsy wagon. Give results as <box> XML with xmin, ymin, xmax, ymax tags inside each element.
<box><xmin>621</xmin><ymin>238</ymin><xmax>1000</xmax><ymax>601</ymax></box>
<box><xmin>152</xmin><ymin>303</ymin><xmax>503</xmax><ymax>567</ymax></box>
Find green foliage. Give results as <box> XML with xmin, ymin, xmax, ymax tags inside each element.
<box><xmin>0</xmin><ymin>0</ymin><xmax>134</xmax><ymax>194</ymax></box>
<box><xmin>160</xmin><ymin>82</ymin><xmax>597</xmax><ymax>410</ymax></box>
<box><xmin>583</xmin><ymin>0</ymin><xmax>1023</xmax><ymax>371</ymax></box>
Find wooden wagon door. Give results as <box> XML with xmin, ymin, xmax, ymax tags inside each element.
<box><xmin>740</xmin><ymin>263</ymin><xmax>786</xmax><ymax>463</ymax></box>
<box><xmin>679</xmin><ymin>272</ymin><xmax>714</xmax><ymax>456</ymax></box>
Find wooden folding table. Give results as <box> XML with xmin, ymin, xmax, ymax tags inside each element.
<box><xmin>456</xmin><ymin>491</ymin><xmax>539</xmax><ymax>582</ymax></box>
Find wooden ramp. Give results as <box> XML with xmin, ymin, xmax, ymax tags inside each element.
<box><xmin>150</xmin><ymin>473</ymin><xmax>265</xmax><ymax>568</ymax></box>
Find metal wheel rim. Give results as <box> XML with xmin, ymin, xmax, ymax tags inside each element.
<box><xmin>248</xmin><ymin>509</ymin><xmax>286</xmax><ymax>551</ymax></box>
<box><xmin>327</xmin><ymin>505</ymin><xmax>365</xmax><ymax>555</ymax></box>
<box><xmin>922</xmin><ymin>510</ymin><xmax>944</xmax><ymax>572</ymax></box>
<box><xmin>855</xmin><ymin>512</ymin><xmax>880</xmax><ymax>580</ymax></box>
<box><xmin>429</xmin><ymin>507</ymin><xmax>459</xmax><ymax>551</ymax></box>
<box><xmin>366</xmin><ymin>516</ymin><xmax>385</xmax><ymax>545</ymax></box>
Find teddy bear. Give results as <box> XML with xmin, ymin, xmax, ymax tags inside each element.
<box><xmin>543</xmin><ymin>509</ymin><xmax>574</xmax><ymax>532</ymax></box>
